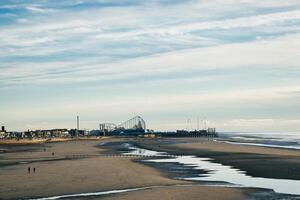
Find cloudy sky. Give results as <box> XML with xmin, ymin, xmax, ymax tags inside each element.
<box><xmin>1</xmin><ymin>0</ymin><xmax>300</xmax><ymax>132</ymax></box>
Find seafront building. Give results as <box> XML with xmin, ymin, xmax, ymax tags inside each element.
<box><xmin>0</xmin><ymin>126</ymin><xmax>88</xmax><ymax>139</ymax></box>
<box><xmin>0</xmin><ymin>126</ymin><xmax>7</xmax><ymax>139</ymax></box>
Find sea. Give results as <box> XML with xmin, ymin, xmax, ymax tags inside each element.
<box><xmin>217</xmin><ymin>131</ymin><xmax>300</xmax><ymax>150</ymax></box>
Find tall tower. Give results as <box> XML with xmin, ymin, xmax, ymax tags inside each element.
<box><xmin>76</xmin><ymin>116</ymin><xmax>79</xmax><ymax>137</ymax></box>
<box><xmin>77</xmin><ymin>116</ymin><xmax>80</xmax><ymax>130</ymax></box>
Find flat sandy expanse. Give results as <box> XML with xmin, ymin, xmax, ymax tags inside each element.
<box><xmin>176</xmin><ymin>140</ymin><xmax>300</xmax><ymax>156</ymax></box>
<box><xmin>0</xmin><ymin>138</ymin><xmax>248</xmax><ymax>200</ymax></box>
<box><xmin>99</xmin><ymin>185</ymin><xmax>246</xmax><ymax>200</ymax></box>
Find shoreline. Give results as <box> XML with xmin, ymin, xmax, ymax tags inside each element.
<box><xmin>131</xmin><ymin>138</ymin><xmax>300</xmax><ymax>180</ymax></box>
<box><xmin>1</xmin><ymin>137</ymin><xmax>299</xmax><ymax>199</ymax></box>
<box><xmin>97</xmin><ymin>139</ymin><xmax>300</xmax><ymax>199</ymax></box>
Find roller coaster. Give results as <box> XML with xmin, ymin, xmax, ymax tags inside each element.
<box><xmin>99</xmin><ymin>116</ymin><xmax>146</xmax><ymax>136</ymax></box>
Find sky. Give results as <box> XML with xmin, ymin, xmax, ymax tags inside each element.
<box><xmin>1</xmin><ymin>0</ymin><xmax>300</xmax><ymax>132</ymax></box>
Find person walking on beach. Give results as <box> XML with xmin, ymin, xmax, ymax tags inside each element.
<box><xmin>33</xmin><ymin>168</ymin><xmax>36</xmax><ymax>173</ymax></box>
<box><xmin>28</xmin><ymin>167</ymin><xmax>31</xmax><ymax>174</ymax></box>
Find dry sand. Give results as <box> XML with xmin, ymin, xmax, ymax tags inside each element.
<box><xmin>0</xmin><ymin>138</ymin><xmax>49</xmax><ymax>145</ymax></box>
<box><xmin>0</xmin><ymin>137</ymin><xmax>108</xmax><ymax>145</ymax></box>
<box><xmin>0</xmin><ymin>138</ymin><xmax>249</xmax><ymax>200</ymax></box>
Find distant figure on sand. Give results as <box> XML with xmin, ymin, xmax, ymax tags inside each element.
<box><xmin>28</xmin><ymin>167</ymin><xmax>30</xmax><ymax>173</ymax></box>
<box><xmin>33</xmin><ymin>168</ymin><xmax>36</xmax><ymax>173</ymax></box>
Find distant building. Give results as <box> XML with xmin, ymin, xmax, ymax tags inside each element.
<box><xmin>69</xmin><ymin>129</ymin><xmax>86</xmax><ymax>137</ymax></box>
<box><xmin>9</xmin><ymin>132</ymin><xmax>22</xmax><ymax>139</ymax></box>
<box><xmin>0</xmin><ymin>126</ymin><xmax>7</xmax><ymax>139</ymax></box>
<box><xmin>89</xmin><ymin>130</ymin><xmax>101</xmax><ymax>136</ymax></box>
<box><xmin>0</xmin><ymin>131</ymin><xmax>7</xmax><ymax>139</ymax></box>
<box><xmin>50</xmin><ymin>129</ymin><xmax>69</xmax><ymax>137</ymax></box>
<box><xmin>23</xmin><ymin>130</ymin><xmax>32</xmax><ymax>138</ymax></box>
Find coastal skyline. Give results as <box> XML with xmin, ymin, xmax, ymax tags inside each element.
<box><xmin>1</xmin><ymin>0</ymin><xmax>300</xmax><ymax>132</ymax></box>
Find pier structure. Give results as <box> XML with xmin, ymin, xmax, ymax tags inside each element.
<box><xmin>158</xmin><ymin>128</ymin><xmax>218</xmax><ymax>138</ymax></box>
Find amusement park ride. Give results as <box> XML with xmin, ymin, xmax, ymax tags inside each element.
<box><xmin>99</xmin><ymin>116</ymin><xmax>146</xmax><ymax>136</ymax></box>
<box><xmin>99</xmin><ymin>116</ymin><xmax>217</xmax><ymax>137</ymax></box>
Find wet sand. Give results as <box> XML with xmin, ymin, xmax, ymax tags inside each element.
<box><xmin>135</xmin><ymin>138</ymin><xmax>300</xmax><ymax>180</ymax></box>
<box><xmin>0</xmin><ymin>138</ymin><xmax>249</xmax><ymax>200</ymax></box>
<box><xmin>177</xmin><ymin>139</ymin><xmax>300</xmax><ymax>156</ymax></box>
<box><xmin>98</xmin><ymin>185</ymin><xmax>246</xmax><ymax>200</ymax></box>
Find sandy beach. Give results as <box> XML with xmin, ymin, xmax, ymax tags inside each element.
<box><xmin>0</xmin><ymin>138</ymin><xmax>180</xmax><ymax>199</ymax></box>
<box><xmin>98</xmin><ymin>185</ymin><xmax>246</xmax><ymax>200</ymax></box>
<box><xmin>0</xmin><ymin>137</ymin><xmax>108</xmax><ymax>145</ymax></box>
<box><xmin>0</xmin><ymin>138</ymin><xmax>248</xmax><ymax>200</ymax></box>
<box><xmin>0</xmin><ymin>137</ymin><xmax>299</xmax><ymax>199</ymax></box>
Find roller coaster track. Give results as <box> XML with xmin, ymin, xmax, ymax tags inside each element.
<box><xmin>99</xmin><ymin>116</ymin><xmax>146</xmax><ymax>133</ymax></box>
<box><xmin>117</xmin><ymin>116</ymin><xmax>146</xmax><ymax>130</ymax></box>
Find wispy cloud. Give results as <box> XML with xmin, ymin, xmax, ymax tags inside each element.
<box><xmin>1</xmin><ymin>33</ymin><xmax>299</xmax><ymax>87</ymax></box>
<box><xmin>0</xmin><ymin>0</ymin><xmax>300</xmax><ymax>131</ymax></box>
<box><xmin>25</xmin><ymin>5</ymin><xmax>55</xmax><ymax>13</ymax></box>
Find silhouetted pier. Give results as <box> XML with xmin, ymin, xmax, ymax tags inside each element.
<box><xmin>156</xmin><ymin>128</ymin><xmax>218</xmax><ymax>138</ymax></box>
